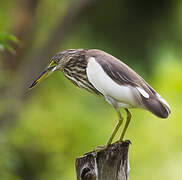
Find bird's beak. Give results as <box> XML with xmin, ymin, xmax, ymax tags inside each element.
<box><xmin>29</xmin><ymin>61</ymin><xmax>57</xmax><ymax>89</ymax></box>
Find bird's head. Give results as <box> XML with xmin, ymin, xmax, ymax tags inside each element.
<box><xmin>29</xmin><ymin>49</ymin><xmax>77</xmax><ymax>89</ymax></box>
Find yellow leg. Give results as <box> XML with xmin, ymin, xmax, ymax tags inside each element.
<box><xmin>106</xmin><ymin>108</ymin><xmax>123</xmax><ymax>147</ymax></box>
<box><xmin>120</xmin><ymin>108</ymin><xmax>131</xmax><ymax>140</ymax></box>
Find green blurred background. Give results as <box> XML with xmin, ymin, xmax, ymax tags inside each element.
<box><xmin>0</xmin><ymin>0</ymin><xmax>182</xmax><ymax>179</ymax></box>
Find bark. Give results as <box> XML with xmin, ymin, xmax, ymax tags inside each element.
<box><xmin>76</xmin><ymin>140</ymin><xmax>130</xmax><ymax>180</ymax></box>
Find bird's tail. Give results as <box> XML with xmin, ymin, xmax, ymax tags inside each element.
<box><xmin>144</xmin><ymin>94</ymin><xmax>171</xmax><ymax>118</ymax></box>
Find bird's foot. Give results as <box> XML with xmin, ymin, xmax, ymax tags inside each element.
<box><xmin>124</xmin><ymin>139</ymin><xmax>132</xmax><ymax>144</ymax></box>
<box><xmin>94</xmin><ymin>145</ymin><xmax>108</xmax><ymax>154</ymax></box>
<box><xmin>116</xmin><ymin>139</ymin><xmax>132</xmax><ymax>145</ymax></box>
<box><xmin>94</xmin><ymin>140</ymin><xmax>131</xmax><ymax>155</ymax></box>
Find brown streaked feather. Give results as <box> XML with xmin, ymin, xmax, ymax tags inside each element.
<box><xmin>62</xmin><ymin>49</ymin><xmax>102</xmax><ymax>96</ymax></box>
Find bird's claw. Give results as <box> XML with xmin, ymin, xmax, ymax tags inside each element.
<box><xmin>116</xmin><ymin>139</ymin><xmax>132</xmax><ymax>144</ymax></box>
<box><xmin>94</xmin><ymin>145</ymin><xmax>107</xmax><ymax>154</ymax></box>
<box><xmin>124</xmin><ymin>139</ymin><xmax>132</xmax><ymax>144</ymax></box>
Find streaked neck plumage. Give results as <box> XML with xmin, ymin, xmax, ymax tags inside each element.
<box><xmin>58</xmin><ymin>49</ymin><xmax>102</xmax><ymax>95</ymax></box>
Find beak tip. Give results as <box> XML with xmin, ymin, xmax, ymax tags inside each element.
<box><xmin>29</xmin><ymin>66</ymin><xmax>53</xmax><ymax>90</ymax></box>
<box><xmin>29</xmin><ymin>81</ymin><xmax>38</xmax><ymax>89</ymax></box>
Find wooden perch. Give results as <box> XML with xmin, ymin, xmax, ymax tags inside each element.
<box><xmin>75</xmin><ymin>140</ymin><xmax>130</xmax><ymax>180</ymax></box>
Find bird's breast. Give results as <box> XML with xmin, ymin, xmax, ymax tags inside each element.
<box><xmin>63</xmin><ymin>60</ymin><xmax>101</xmax><ymax>95</ymax></box>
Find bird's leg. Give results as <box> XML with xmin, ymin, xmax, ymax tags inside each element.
<box><xmin>105</xmin><ymin>107</ymin><xmax>123</xmax><ymax>147</ymax></box>
<box><xmin>120</xmin><ymin>108</ymin><xmax>131</xmax><ymax>140</ymax></box>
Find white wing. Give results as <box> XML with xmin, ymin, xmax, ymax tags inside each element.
<box><xmin>86</xmin><ymin>57</ymin><xmax>138</xmax><ymax>107</ymax></box>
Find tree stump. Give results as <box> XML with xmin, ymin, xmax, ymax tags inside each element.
<box><xmin>75</xmin><ymin>140</ymin><xmax>130</xmax><ymax>180</ymax></box>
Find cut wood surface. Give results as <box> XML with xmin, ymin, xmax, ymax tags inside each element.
<box><xmin>75</xmin><ymin>140</ymin><xmax>130</xmax><ymax>180</ymax></box>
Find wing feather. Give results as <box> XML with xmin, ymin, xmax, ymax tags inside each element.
<box><xmin>86</xmin><ymin>49</ymin><xmax>155</xmax><ymax>95</ymax></box>
<box><xmin>86</xmin><ymin>49</ymin><xmax>171</xmax><ymax>118</ymax></box>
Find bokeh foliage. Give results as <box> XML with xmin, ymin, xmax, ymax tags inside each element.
<box><xmin>0</xmin><ymin>0</ymin><xmax>182</xmax><ymax>179</ymax></box>
<box><xmin>0</xmin><ymin>33</ymin><xmax>18</xmax><ymax>53</ymax></box>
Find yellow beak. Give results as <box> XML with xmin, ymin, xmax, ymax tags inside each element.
<box><xmin>29</xmin><ymin>64</ymin><xmax>56</xmax><ymax>89</ymax></box>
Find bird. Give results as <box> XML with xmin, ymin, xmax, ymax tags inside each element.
<box><xmin>29</xmin><ymin>49</ymin><xmax>171</xmax><ymax>147</ymax></box>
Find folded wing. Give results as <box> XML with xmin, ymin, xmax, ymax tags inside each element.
<box><xmin>86</xmin><ymin>49</ymin><xmax>171</xmax><ymax>118</ymax></box>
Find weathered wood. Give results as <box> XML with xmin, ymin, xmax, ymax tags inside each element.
<box><xmin>75</xmin><ymin>140</ymin><xmax>130</xmax><ymax>180</ymax></box>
